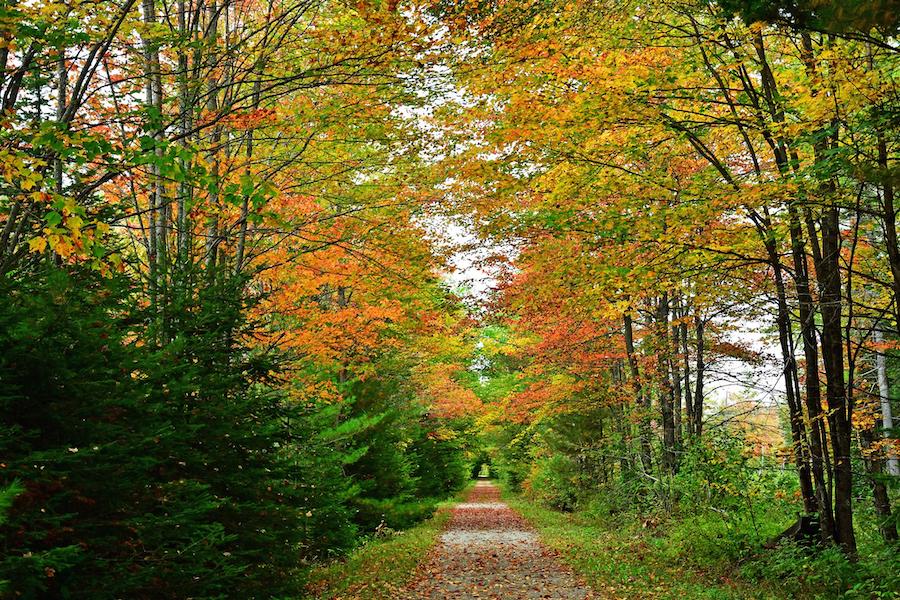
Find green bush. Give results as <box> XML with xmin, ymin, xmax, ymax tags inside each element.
<box><xmin>340</xmin><ymin>373</ymin><xmax>469</xmax><ymax>534</ymax></box>
<box><xmin>496</xmin><ymin>457</ymin><xmax>529</xmax><ymax>491</ymax></box>
<box><xmin>491</xmin><ymin>430</ymin><xmax>532</xmax><ymax>492</ymax></box>
<box><xmin>580</xmin><ymin>476</ymin><xmax>651</xmax><ymax>519</ymax></box>
<box><xmin>410</xmin><ymin>432</ymin><xmax>469</xmax><ymax>497</ymax></box>
<box><xmin>526</xmin><ymin>454</ymin><xmax>581</xmax><ymax>511</ymax></box>
<box><xmin>739</xmin><ymin>537</ymin><xmax>900</xmax><ymax>599</ymax></box>
<box><xmin>351</xmin><ymin>496</ymin><xmax>440</xmax><ymax>531</ymax></box>
<box><xmin>673</xmin><ymin>433</ymin><xmax>756</xmax><ymax>511</ymax></box>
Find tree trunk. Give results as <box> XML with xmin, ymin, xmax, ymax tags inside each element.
<box><xmin>859</xmin><ymin>426</ymin><xmax>898</xmax><ymax>543</ymax></box>
<box><xmin>657</xmin><ymin>292</ymin><xmax>677</xmax><ymax>473</ymax></box>
<box><xmin>143</xmin><ymin>0</ymin><xmax>160</xmax><ymax>331</ymax></box>
<box><xmin>693</xmin><ymin>314</ymin><xmax>704</xmax><ymax>438</ymax></box>
<box><xmin>624</xmin><ymin>313</ymin><xmax>653</xmax><ymax>474</ymax></box>
<box><xmin>176</xmin><ymin>0</ymin><xmax>191</xmax><ymax>269</ymax></box>
<box><xmin>796</xmin><ymin>30</ymin><xmax>857</xmax><ymax>557</ymax></box>
<box><xmin>876</xmin><ymin>131</ymin><xmax>900</xmax><ymax>335</ymax></box>
<box><xmin>204</xmin><ymin>0</ymin><xmax>221</xmax><ymax>273</ymax></box>
<box><xmin>612</xmin><ymin>360</ymin><xmax>633</xmax><ymax>478</ymax></box>
<box><xmin>787</xmin><ymin>203</ymin><xmax>836</xmax><ymax>536</ymax></box>
<box><xmin>816</xmin><ymin>203</ymin><xmax>857</xmax><ymax>556</ymax></box>
<box><xmin>759</xmin><ymin>222</ymin><xmax>817</xmax><ymax>516</ymax></box>
<box><xmin>681</xmin><ymin>318</ymin><xmax>693</xmax><ymax>438</ymax></box>
<box><xmin>875</xmin><ymin>328</ymin><xmax>900</xmax><ymax>477</ymax></box>
<box><xmin>55</xmin><ymin>54</ymin><xmax>67</xmax><ymax>196</ymax></box>
<box><xmin>671</xmin><ymin>295</ymin><xmax>683</xmax><ymax>450</ymax></box>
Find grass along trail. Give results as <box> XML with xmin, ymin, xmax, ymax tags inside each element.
<box><xmin>400</xmin><ymin>480</ymin><xmax>594</xmax><ymax>599</ymax></box>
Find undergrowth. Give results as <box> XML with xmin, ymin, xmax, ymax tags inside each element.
<box><xmin>299</xmin><ymin>484</ymin><xmax>472</xmax><ymax>599</ymax></box>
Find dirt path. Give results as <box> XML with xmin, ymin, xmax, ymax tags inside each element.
<box><xmin>400</xmin><ymin>480</ymin><xmax>594</xmax><ymax>599</ymax></box>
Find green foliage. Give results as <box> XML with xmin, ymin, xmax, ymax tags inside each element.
<box><xmin>0</xmin><ymin>481</ymin><xmax>22</xmax><ymax>527</ymax></box>
<box><xmin>505</xmin><ymin>490</ymin><xmax>771</xmax><ymax>599</ymax></box>
<box><xmin>301</xmin><ymin>489</ymin><xmax>467</xmax><ymax>600</ymax></box>
<box><xmin>410</xmin><ymin>433</ymin><xmax>470</xmax><ymax>497</ymax></box>
<box><xmin>0</xmin><ymin>269</ymin><xmax>169</xmax><ymax>598</ymax></box>
<box><xmin>345</xmin><ymin>414</ymin><xmax>469</xmax><ymax>532</ymax></box>
<box><xmin>526</xmin><ymin>454</ymin><xmax>581</xmax><ymax>511</ymax></box>
<box><xmin>0</xmin><ymin>269</ymin><xmax>367</xmax><ymax>598</ymax></box>
<box><xmin>741</xmin><ymin>541</ymin><xmax>900</xmax><ymax>599</ymax></box>
<box><xmin>498</xmin><ymin>419</ymin><xmax>900</xmax><ymax>598</ymax></box>
<box><xmin>282</xmin><ymin>401</ymin><xmax>363</xmax><ymax>560</ymax></box>
<box><xmin>507</xmin><ymin>483</ymin><xmax>900</xmax><ymax>599</ymax></box>
<box><xmin>673</xmin><ymin>433</ymin><xmax>760</xmax><ymax>511</ymax></box>
<box><xmin>470</xmin><ymin>449</ymin><xmax>496</xmax><ymax>479</ymax></box>
<box><xmin>351</xmin><ymin>497</ymin><xmax>441</xmax><ymax>532</ymax></box>
<box><xmin>0</xmin><ymin>256</ymin><xmax>476</xmax><ymax>597</ymax></box>
<box><xmin>488</xmin><ymin>424</ymin><xmax>533</xmax><ymax>491</ymax></box>
<box><xmin>337</xmin><ymin>365</ymin><xmax>471</xmax><ymax>536</ymax></box>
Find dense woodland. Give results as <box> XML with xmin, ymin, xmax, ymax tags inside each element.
<box><xmin>0</xmin><ymin>0</ymin><xmax>899</xmax><ymax>598</ymax></box>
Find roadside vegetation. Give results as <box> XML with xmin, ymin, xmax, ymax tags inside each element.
<box><xmin>496</xmin><ymin>433</ymin><xmax>900</xmax><ymax>599</ymax></box>
<box><xmin>301</xmin><ymin>486</ymin><xmax>472</xmax><ymax>600</ymax></box>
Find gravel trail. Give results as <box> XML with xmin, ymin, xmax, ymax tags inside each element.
<box><xmin>400</xmin><ymin>480</ymin><xmax>594</xmax><ymax>599</ymax></box>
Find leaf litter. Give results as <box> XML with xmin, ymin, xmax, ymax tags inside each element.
<box><xmin>400</xmin><ymin>481</ymin><xmax>595</xmax><ymax>599</ymax></box>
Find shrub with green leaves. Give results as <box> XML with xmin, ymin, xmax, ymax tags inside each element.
<box><xmin>410</xmin><ymin>430</ymin><xmax>470</xmax><ymax>497</ymax></box>
<box><xmin>526</xmin><ymin>454</ymin><xmax>581</xmax><ymax>511</ymax></box>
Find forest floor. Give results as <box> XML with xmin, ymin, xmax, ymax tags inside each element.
<box><xmin>399</xmin><ymin>480</ymin><xmax>594</xmax><ymax>599</ymax></box>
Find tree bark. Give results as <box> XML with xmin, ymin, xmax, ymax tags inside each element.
<box><xmin>859</xmin><ymin>425</ymin><xmax>898</xmax><ymax>543</ymax></box>
<box><xmin>624</xmin><ymin>313</ymin><xmax>653</xmax><ymax>474</ymax></box>
<box><xmin>757</xmin><ymin>218</ymin><xmax>817</xmax><ymax>516</ymax></box>
<box><xmin>876</xmin><ymin>131</ymin><xmax>900</xmax><ymax>335</ymax></box>
<box><xmin>875</xmin><ymin>328</ymin><xmax>900</xmax><ymax>476</ymax></box>
<box><xmin>671</xmin><ymin>295</ymin><xmax>683</xmax><ymax>450</ymax></box>
<box><xmin>657</xmin><ymin>292</ymin><xmax>677</xmax><ymax>473</ymax></box>
<box><xmin>681</xmin><ymin>318</ymin><xmax>694</xmax><ymax>438</ymax></box>
<box><xmin>787</xmin><ymin>203</ymin><xmax>836</xmax><ymax>535</ymax></box>
<box><xmin>693</xmin><ymin>314</ymin><xmax>704</xmax><ymax>438</ymax></box>
<box><xmin>816</xmin><ymin>203</ymin><xmax>857</xmax><ymax>556</ymax></box>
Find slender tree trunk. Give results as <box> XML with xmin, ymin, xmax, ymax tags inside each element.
<box><xmin>681</xmin><ymin>317</ymin><xmax>693</xmax><ymax>438</ymax></box>
<box><xmin>235</xmin><ymin>76</ymin><xmax>261</xmax><ymax>274</ymax></box>
<box><xmin>624</xmin><ymin>313</ymin><xmax>652</xmax><ymax>474</ymax></box>
<box><xmin>876</xmin><ymin>132</ymin><xmax>900</xmax><ymax>335</ymax></box>
<box><xmin>797</xmin><ymin>31</ymin><xmax>857</xmax><ymax>556</ymax></box>
<box><xmin>671</xmin><ymin>353</ymin><xmax>682</xmax><ymax>450</ymax></box>
<box><xmin>152</xmin><ymin>26</ymin><xmax>166</xmax><ymax>336</ymax></box>
<box><xmin>875</xmin><ymin>328</ymin><xmax>900</xmax><ymax>476</ymax></box>
<box><xmin>657</xmin><ymin>292</ymin><xmax>677</xmax><ymax>473</ymax></box>
<box><xmin>859</xmin><ymin>425</ymin><xmax>898</xmax><ymax>542</ymax></box>
<box><xmin>612</xmin><ymin>360</ymin><xmax>632</xmax><ymax>478</ymax></box>
<box><xmin>752</xmin><ymin>28</ymin><xmax>833</xmax><ymax>535</ymax></box>
<box><xmin>204</xmin><ymin>0</ymin><xmax>221</xmax><ymax>273</ymax></box>
<box><xmin>176</xmin><ymin>0</ymin><xmax>191</xmax><ymax>269</ymax></box>
<box><xmin>759</xmin><ymin>224</ymin><xmax>817</xmax><ymax>515</ymax></box>
<box><xmin>143</xmin><ymin>0</ymin><xmax>159</xmax><ymax>327</ymax></box>
<box><xmin>671</xmin><ymin>295</ymin><xmax>683</xmax><ymax>450</ymax></box>
<box><xmin>816</xmin><ymin>203</ymin><xmax>857</xmax><ymax>555</ymax></box>
<box><xmin>55</xmin><ymin>54</ymin><xmax>67</xmax><ymax>195</ymax></box>
<box><xmin>693</xmin><ymin>314</ymin><xmax>704</xmax><ymax>438</ymax></box>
